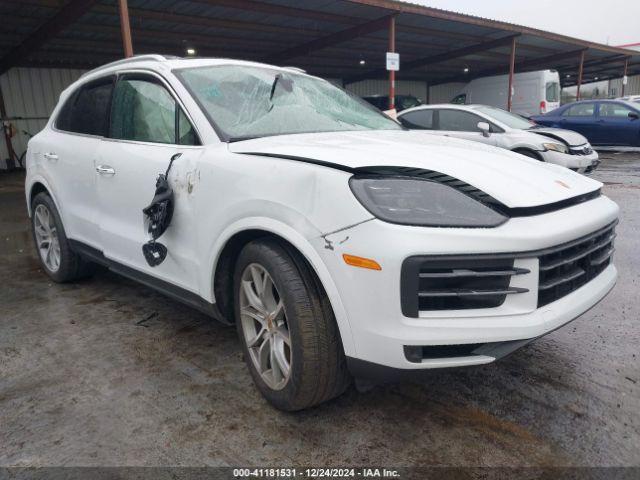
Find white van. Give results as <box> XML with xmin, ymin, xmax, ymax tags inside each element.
<box><xmin>451</xmin><ymin>70</ymin><xmax>560</xmax><ymax>117</ymax></box>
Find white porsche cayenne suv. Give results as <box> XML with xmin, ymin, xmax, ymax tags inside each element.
<box><xmin>25</xmin><ymin>55</ymin><xmax>618</xmax><ymax>411</ymax></box>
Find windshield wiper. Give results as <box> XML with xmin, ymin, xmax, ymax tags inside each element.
<box><xmin>270</xmin><ymin>73</ymin><xmax>282</xmax><ymax>101</ymax></box>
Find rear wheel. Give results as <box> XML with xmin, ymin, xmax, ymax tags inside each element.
<box><xmin>31</xmin><ymin>192</ymin><xmax>96</xmax><ymax>282</ymax></box>
<box><xmin>234</xmin><ymin>239</ymin><xmax>351</xmax><ymax>411</ymax></box>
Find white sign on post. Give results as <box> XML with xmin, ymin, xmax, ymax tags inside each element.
<box><xmin>623</xmin><ymin>75</ymin><xmax>628</xmax><ymax>85</ymax></box>
<box><xmin>386</xmin><ymin>52</ymin><xmax>400</xmax><ymax>71</ymax></box>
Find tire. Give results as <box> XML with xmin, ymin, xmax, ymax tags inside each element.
<box><xmin>31</xmin><ymin>192</ymin><xmax>96</xmax><ymax>283</ymax></box>
<box><xmin>234</xmin><ymin>238</ymin><xmax>351</xmax><ymax>411</ymax></box>
<box><xmin>513</xmin><ymin>148</ymin><xmax>543</xmax><ymax>161</ymax></box>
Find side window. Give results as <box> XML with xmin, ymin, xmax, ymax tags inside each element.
<box><xmin>56</xmin><ymin>77</ymin><xmax>114</xmax><ymax>136</ymax></box>
<box><xmin>562</xmin><ymin>103</ymin><xmax>595</xmax><ymax>117</ymax></box>
<box><xmin>599</xmin><ymin>103</ymin><xmax>633</xmax><ymax>118</ymax></box>
<box><xmin>110</xmin><ymin>76</ymin><xmax>199</xmax><ymax>145</ymax></box>
<box><xmin>438</xmin><ymin>110</ymin><xmax>483</xmax><ymax>132</ymax></box>
<box><xmin>451</xmin><ymin>94</ymin><xmax>467</xmax><ymax>105</ymax></box>
<box><xmin>399</xmin><ymin>110</ymin><xmax>434</xmax><ymax>129</ymax></box>
<box><xmin>178</xmin><ymin>109</ymin><xmax>198</xmax><ymax>145</ymax></box>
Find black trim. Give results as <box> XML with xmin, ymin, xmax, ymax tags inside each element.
<box><xmin>68</xmin><ymin>240</ymin><xmax>229</xmax><ymax>324</ymax></box>
<box><xmin>506</xmin><ymin>189</ymin><xmax>601</xmax><ymax>217</ymax></box>
<box><xmin>234</xmin><ymin>156</ymin><xmax>602</xmax><ymax>220</ymax></box>
<box><xmin>241</xmin><ymin>152</ymin><xmax>356</xmax><ymax>173</ymax></box>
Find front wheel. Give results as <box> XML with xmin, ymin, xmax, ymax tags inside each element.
<box><xmin>234</xmin><ymin>239</ymin><xmax>351</xmax><ymax>411</ymax></box>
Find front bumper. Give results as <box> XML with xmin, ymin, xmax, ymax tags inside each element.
<box><xmin>540</xmin><ymin>148</ymin><xmax>599</xmax><ymax>173</ymax></box>
<box><xmin>314</xmin><ymin>195</ymin><xmax>618</xmax><ymax>372</ymax></box>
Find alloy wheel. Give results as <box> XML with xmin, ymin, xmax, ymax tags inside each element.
<box><xmin>33</xmin><ymin>204</ymin><xmax>61</xmax><ymax>272</ymax></box>
<box><xmin>239</xmin><ymin>263</ymin><xmax>291</xmax><ymax>390</ymax></box>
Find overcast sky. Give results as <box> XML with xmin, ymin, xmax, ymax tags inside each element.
<box><xmin>412</xmin><ymin>0</ymin><xmax>640</xmax><ymax>46</ymax></box>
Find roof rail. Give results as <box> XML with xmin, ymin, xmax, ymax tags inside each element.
<box><xmin>80</xmin><ymin>54</ymin><xmax>172</xmax><ymax>78</ymax></box>
<box><xmin>283</xmin><ymin>66</ymin><xmax>307</xmax><ymax>73</ymax></box>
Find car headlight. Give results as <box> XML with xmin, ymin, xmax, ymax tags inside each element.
<box><xmin>543</xmin><ymin>142</ymin><xmax>569</xmax><ymax>154</ymax></box>
<box><xmin>349</xmin><ymin>176</ymin><xmax>507</xmax><ymax>228</ymax></box>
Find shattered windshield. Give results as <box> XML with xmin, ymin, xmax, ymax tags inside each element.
<box><xmin>175</xmin><ymin>65</ymin><xmax>402</xmax><ymax>141</ymax></box>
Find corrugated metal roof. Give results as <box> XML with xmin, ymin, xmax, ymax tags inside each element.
<box><xmin>0</xmin><ymin>0</ymin><xmax>638</xmax><ymax>85</ymax></box>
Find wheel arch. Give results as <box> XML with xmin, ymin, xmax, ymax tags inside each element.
<box><xmin>208</xmin><ymin>219</ymin><xmax>356</xmax><ymax>357</ymax></box>
<box><xmin>26</xmin><ymin>177</ymin><xmax>61</xmax><ymax>217</ymax></box>
<box><xmin>511</xmin><ymin>147</ymin><xmax>544</xmax><ymax>161</ymax></box>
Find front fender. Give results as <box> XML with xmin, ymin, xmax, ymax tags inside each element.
<box><xmin>205</xmin><ymin>216</ymin><xmax>358</xmax><ymax>357</ymax></box>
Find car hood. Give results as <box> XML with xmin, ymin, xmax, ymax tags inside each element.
<box><xmin>528</xmin><ymin>127</ymin><xmax>589</xmax><ymax>146</ymax></box>
<box><xmin>228</xmin><ymin>130</ymin><xmax>601</xmax><ymax>209</ymax></box>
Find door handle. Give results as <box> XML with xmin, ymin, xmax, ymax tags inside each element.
<box><xmin>43</xmin><ymin>152</ymin><xmax>58</xmax><ymax>161</ymax></box>
<box><xmin>96</xmin><ymin>165</ymin><xmax>116</xmax><ymax>175</ymax></box>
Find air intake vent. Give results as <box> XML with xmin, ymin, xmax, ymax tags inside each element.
<box><xmin>401</xmin><ymin>257</ymin><xmax>529</xmax><ymax>316</ymax></box>
<box><xmin>537</xmin><ymin>222</ymin><xmax>616</xmax><ymax>307</ymax></box>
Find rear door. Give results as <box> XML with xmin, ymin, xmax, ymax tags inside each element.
<box><xmin>398</xmin><ymin>109</ymin><xmax>435</xmax><ymax>130</ymax></box>
<box><xmin>556</xmin><ymin>102</ymin><xmax>598</xmax><ymax>143</ymax></box>
<box><xmin>432</xmin><ymin>109</ymin><xmax>498</xmax><ymax>146</ymax></box>
<box><xmin>596</xmin><ymin>102</ymin><xmax>640</xmax><ymax>146</ymax></box>
<box><xmin>95</xmin><ymin>72</ymin><xmax>203</xmax><ymax>291</ymax></box>
<box><xmin>36</xmin><ymin>76</ymin><xmax>114</xmax><ymax>248</ymax></box>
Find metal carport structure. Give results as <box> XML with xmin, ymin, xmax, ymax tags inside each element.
<box><xmin>2</xmin><ymin>0</ymin><xmax>640</xmax><ymax>163</ymax></box>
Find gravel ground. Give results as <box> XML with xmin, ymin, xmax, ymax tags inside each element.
<box><xmin>0</xmin><ymin>152</ymin><xmax>638</xmax><ymax>468</ymax></box>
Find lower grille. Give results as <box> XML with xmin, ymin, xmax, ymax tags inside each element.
<box><xmin>400</xmin><ymin>221</ymin><xmax>617</xmax><ymax>317</ymax></box>
<box><xmin>570</xmin><ymin>145</ymin><xmax>593</xmax><ymax>156</ymax></box>
<box><xmin>537</xmin><ymin>222</ymin><xmax>616</xmax><ymax>307</ymax></box>
<box><xmin>400</xmin><ymin>257</ymin><xmax>529</xmax><ymax>316</ymax></box>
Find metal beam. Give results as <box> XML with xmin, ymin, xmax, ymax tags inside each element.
<box><xmin>344</xmin><ymin>33</ymin><xmax>520</xmax><ymax>84</ymax></box>
<box><xmin>264</xmin><ymin>15</ymin><xmax>395</xmax><ymax>64</ymax></box>
<box><xmin>118</xmin><ymin>0</ymin><xmax>133</xmax><ymax>57</ymax></box>
<box><xmin>430</xmin><ymin>48</ymin><xmax>588</xmax><ymax>86</ymax></box>
<box><xmin>622</xmin><ymin>57</ymin><xmax>629</xmax><ymax>97</ymax></box>
<box><xmin>0</xmin><ymin>84</ymin><xmax>17</xmax><ymax>169</ymax></box>
<box><xmin>507</xmin><ymin>37</ymin><xmax>516</xmax><ymax>111</ymax></box>
<box><xmin>0</xmin><ymin>0</ymin><xmax>98</xmax><ymax>75</ymax></box>
<box><xmin>576</xmin><ymin>50</ymin><xmax>585</xmax><ymax>100</ymax></box>
<box><xmin>344</xmin><ymin>0</ymin><xmax>638</xmax><ymax>56</ymax></box>
<box><xmin>388</xmin><ymin>15</ymin><xmax>396</xmax><ymax>110</ymax></box>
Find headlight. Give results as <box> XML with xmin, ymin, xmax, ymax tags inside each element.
<box><xmin>543</xmin><ymin>142</ymin><xmax>569</xmax><ymax>154</ymax></box>
<box><xmin>349</xmin><ymin>177</ymin><xmax>507</xmax><ymax>228</ymax></box>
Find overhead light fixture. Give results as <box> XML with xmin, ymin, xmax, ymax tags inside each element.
<box><xmin>594</xmin><ymin>76</ymin><xmax>599</xmax><ymax>80</ymax></box>
<box><xmin>359</xmin><ymin>59</ymin><xmax>366</xmax><ymax>66</ymax></box>
<box><xmin>463</xmin><ymin>67</ymin><xmax>469</xmax><ymax>73</ymax></box>
<box><xmin>566</xmin><ymin>74</ymin><xmax>571</xmax><ymax>78</ymax></box>
<box><xmin>186</xmin><ymin>48</ymin><xmax>196</xmax><ymax>56</ymax></box>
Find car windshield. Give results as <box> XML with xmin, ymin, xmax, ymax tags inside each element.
<box><xmin>473</xmin><ymin>105</ymin><xmax>537</xmax><ymax>130</ymax></box>
<box><xmin>175</xmin><ymin>65</ymin><xmax>402</xmax><ymax>141</ymax></box>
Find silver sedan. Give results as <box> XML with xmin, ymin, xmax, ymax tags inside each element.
<box><xmin>398</xmin><ymin>104</ymin><xmax>600</xmax><ymax>173</ymax></box>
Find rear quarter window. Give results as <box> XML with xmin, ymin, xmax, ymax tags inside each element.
<box><xmin>56</xmin><ymin>76</ymin><xmax>114</xmax><ymax>136</ymax></box>
<box><xmin>399</xmin><ymin>110</ymin><xmax>434</xmax><ymax>129</ymax></box>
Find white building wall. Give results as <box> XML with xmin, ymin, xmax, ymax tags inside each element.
<box><xmin>345</xmin><ymin>79</ymin><xmax>428</xmax><ymax>103</ymax></box>
<box><xmin>608</xmin><ymin>74</ymin><xmax>640</xmax><ymax>98</ymax></box>
<box><xmin>1</xmin><ymin>67</ymin><xmax>86</xmax><ymax>169</ymax></box>
<box><xmin>428</xmin><ymin>82</ymin><xmax>465</xmax><ymax>104</ymax></box>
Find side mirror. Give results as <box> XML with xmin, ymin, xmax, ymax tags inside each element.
<box><xmin>477</xmin><ymin>121</ymin><xmax>491</xmax><ymax>137</ymax></box>
<box><xmin>628</xmin><ymin>112</ymin><xmax>639</xmax><ymax>120</ymax></box>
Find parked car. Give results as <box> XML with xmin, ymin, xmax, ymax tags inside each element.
<box><xmin>451</xmin><ymin>69</ymin><xmax>560</xmax><ymax>117</ymax></box>
<box><xmin>531</xmin><ymin>100</ymin><xmax>640</xmax><ymax>147</ymax></box>
<box><xmin>398</xmin><ymin>104</ymin><xmax>599</xmax><ymax>173</ymax></box>
<box><xmin>26</xmin><ymin>55</ymin><xmax>618</xmax><ymax>411</ymax></box>
<box><xmin>618</xmin><ymin>95</ymin><xmax>640</xmax><ymax>104</ymax></box>
<box><xmin>362</xmin><ymin>94</ymin><xmax>422</xmax><ymax>112</ymax></box>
